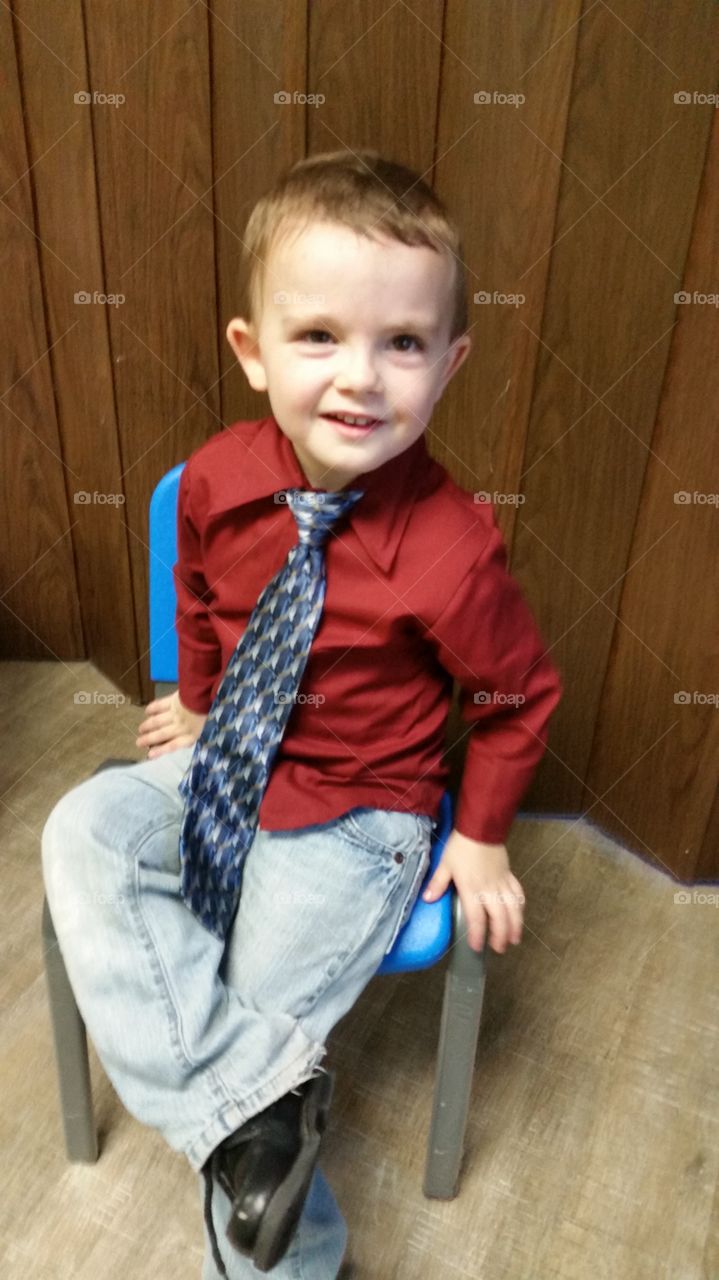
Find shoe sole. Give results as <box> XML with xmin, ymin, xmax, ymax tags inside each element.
<box><xmin>250</xmin><ymin>1069</ymin><xmax>334</xmax><ymax>1273</ymax></box>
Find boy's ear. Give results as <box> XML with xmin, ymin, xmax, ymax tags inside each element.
<box><xmin>226</xmin><ymin>317</ymin><xmax>268</xmax><ymax>392</ymax></box>
<box><xmin>434</xmin><ymin>332</ymin><xmax>472</xmax><ymax>403</ymax></box>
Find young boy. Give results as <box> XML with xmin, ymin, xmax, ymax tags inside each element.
<box><xmin>42</xmin><ymin>149</ymin><xmax>562</xmax><ymax>1279</ymax></box>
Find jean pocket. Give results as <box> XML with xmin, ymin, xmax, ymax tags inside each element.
<box><xmin>336</xmin><ymin>808</ymin><xmax>434</xmax><ymax>955</ymax></box>
<box><xmin>338</xmin><ymin>807</ymin><xmax>433</xmax><ymax>865</ymax></box>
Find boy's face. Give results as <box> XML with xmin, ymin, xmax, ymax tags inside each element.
<box><xmin>227</xmin><ymin>221</ymin><xmax>471</xmax><ymax>490</ymax></box>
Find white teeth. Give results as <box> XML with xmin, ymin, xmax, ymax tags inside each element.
<box><xmin>329</xmin><ymin>413</ymin><xmax>376</xmax><ymax>425</ymax></box>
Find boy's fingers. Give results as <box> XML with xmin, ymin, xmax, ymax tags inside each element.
<box><xmin>509</xmin><ymin>874</ymin><xmax>525</xmax><ymax>904</ymax></box>
<box><xmin>145</xmin><ymin>696</ymin><xmax>173</xmax><ymax>714</ymax></box>
<box><xmin>421</xmin><ymin>868</ymin><xmax>523</xmax><ymax>952</ymax></box>
<box><xmin>148</xmin><ymin>735</ymin><xmax>192</xmax><ymax>758</ymax></box>
<box><xmin>137</xmin><ymin>709</ymin><xmax>173</xmax><ymax>734</ymax></box>
<box><xmin>422</xmin><ymin>861</ymin><xmax>451</xmax><ymax>901</ymax></box>
<box><xmin>462</xmin><ymin>896</ymin><xmax>487</xmax><ymax>952</ymax></box>
<box><xmin>467</xmin><ymin>921</ymin><xmax>486</xmax><ymax>953</ymax></box>
<box><xmin>144</xmin><ymin>706</ymin><xmax>173</xmax><ymax>722</ymax></box>
<box><xmin>481</xmin><ymin>892</ymin><xmax>514</xmax><ymax>953</ymax></box>
<box><xmin>505</xmin><ymin>878</ymin><xmax>524</xmax><ymax>942</ymax></box>
<box><xmin>498</xmin><ymin>889</ymin><xmax>523</xmax><ymax>948</ymax></box>
<box><xmin>148</xmin><ymin>739</ymin><xmax>180</xmax><ymax>758</ymax></box>
<box><xmin>139</xmin><ymin>723</ymin><xmax>179</xmax><ymax>747</ymax></box>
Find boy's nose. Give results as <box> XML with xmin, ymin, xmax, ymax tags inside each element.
<box><xmin>334</xmin><ymin>346</ymin><xmax>381</xmax><ymax>393</ymax></box>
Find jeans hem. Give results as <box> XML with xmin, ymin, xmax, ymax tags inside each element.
<box><xmin>187</xmin><ymin>1039</ymin><xmax>327</xmax><ymax>1172</ymax></box>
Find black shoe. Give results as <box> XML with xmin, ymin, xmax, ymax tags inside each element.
<box><xmin>212</xmin><ymin>1067</ymin><xmax>334</xmax><ymax>1273</ymax></box>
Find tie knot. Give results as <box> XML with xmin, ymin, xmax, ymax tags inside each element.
<box><xmin>286</xmin><ymin>488</ymin><xmax>364</xmax><ymax>548</ymax></box>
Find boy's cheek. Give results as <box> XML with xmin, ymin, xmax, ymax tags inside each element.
<box><xmin>392</xmin><ymin>386</ymin><xmax>436</xmax><ymax>424</ymax></box>
<box><xmin>270</xmin><ymin>360</ymin><xmax>323</xmax><ymax>397</ymax></box>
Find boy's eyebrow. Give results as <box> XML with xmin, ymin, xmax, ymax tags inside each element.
<box><xmin>280</xmin><ymin>311</ymin><xmax>441</xmax><ymax>336</ymax></box>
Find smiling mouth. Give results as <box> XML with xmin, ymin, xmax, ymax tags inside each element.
<box><xmin>321</xmin><ymin>412</ymin><xmax>385</xmax><ymax>433</ymax></box>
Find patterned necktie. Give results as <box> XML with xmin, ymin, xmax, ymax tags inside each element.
<box><xmin>178</xmin><ymin>486</ymin><xmax>364</xmax><ymax>941</ymax></box>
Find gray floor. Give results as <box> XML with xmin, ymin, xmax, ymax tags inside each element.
<box><xmin>1</xmin><ymin>659</ymin><xmax>717</xmax><ymax>1279</ymax></box>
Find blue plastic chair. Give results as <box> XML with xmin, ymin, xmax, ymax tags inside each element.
<box><xmin>42</xmin><ymin>464</ymin><xmax>488</xmax><ymax>1200</ymax></box>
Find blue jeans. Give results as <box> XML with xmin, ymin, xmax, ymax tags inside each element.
<box><xmin>41</xmin><ymin>746</ymin><xmax>434</xmax><ymax>1278</ymax></box>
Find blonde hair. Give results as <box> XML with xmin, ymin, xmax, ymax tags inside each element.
<box><xmin>240</xmin><ymin>149</ymin><xmax>468</xmax><ymax>342</ymax></box>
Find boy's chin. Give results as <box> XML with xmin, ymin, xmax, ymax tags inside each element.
<box><xmin>291</xmin><ymin>423</ymin><xmax>419</xmax><ymax>486</ymax></box>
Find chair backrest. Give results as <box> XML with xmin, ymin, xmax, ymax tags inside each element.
<box><xmin>149</xmin><ymin>462</ymin><xmax>186</xmax><ymax>683</ymax></box>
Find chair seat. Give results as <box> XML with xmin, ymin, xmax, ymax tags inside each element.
<box><xmin>377</xmin><ymin>790</ymin><xmax>453</xmax><ymax>975</ymax></box>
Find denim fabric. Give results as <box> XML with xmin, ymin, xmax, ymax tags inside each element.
<box><xmin>41</xmin><ymin>745</ymin><xmax>433</xmax><ymax>1279</ymax></box>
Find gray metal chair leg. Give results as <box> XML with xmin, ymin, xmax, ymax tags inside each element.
<box><xmin>41</xmin><ymin>895</ymin><xmax>98</xmax><ymax>1162</ymax></box>
<box><xmin>423</xmin><ymin>893</ymin><xmax>487</xmax><ymax>1199</ymax></box>
<box><xmin>40</xmin><ymin>757</ymin><xmax>136</xmax><ymax>1162</ymax></box>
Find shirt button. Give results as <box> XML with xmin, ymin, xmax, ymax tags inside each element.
<box><xmin>394</xmin><ymin>852</ymin><xmax>404</xmax><ymax>864</ymax></box>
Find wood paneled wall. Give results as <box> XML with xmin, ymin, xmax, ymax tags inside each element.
<box><xmin>2</xmin><ymin>1</ymin><xmax>717</xmax><ymax>879</ymax></box>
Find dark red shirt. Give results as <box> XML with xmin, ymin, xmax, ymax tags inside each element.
<box><xmin>174</xmin><ymin>416</ymin><xmax>563</xmax><ymax>843</ymax></box>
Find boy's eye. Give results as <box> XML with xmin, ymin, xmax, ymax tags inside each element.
<box><xmin>298</xmin><ymin>329</ymin><xmax>334</xmax><ymax>344</ymax></box>
<box><xmin>392</xmin><ymin>333</ymin><xmax>424</xmax><ymax>353</ymax></box>
<box><xmin>295</xmin><ymin>330</ymin><xmax>425</xmax><ymax>352</ymax></box>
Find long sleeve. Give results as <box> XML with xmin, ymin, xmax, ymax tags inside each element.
<box><xmin>423</xmin><ymin>511</ymin><xmax>563</xmax><ymax>843</ymax></box>
<box><xmin>173</xmin><ymin>463</ymin><xmax>223</xmax><ymax>714</ymax></box>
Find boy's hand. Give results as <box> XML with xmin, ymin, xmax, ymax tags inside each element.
<box><xmin>421</xmin><ymin>830</ymin><xmax>525</xmax><ymax>954</ymax></box>
<box><xmin>136</xmin><ymin>690</ymin><xmax>208</xmax><ymax>758</ymax></box>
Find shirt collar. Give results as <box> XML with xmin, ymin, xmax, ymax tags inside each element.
<box><xmin>206</xmin><ymin>415</ymin><xmax>435</xmax><ymax>575</ymax></box>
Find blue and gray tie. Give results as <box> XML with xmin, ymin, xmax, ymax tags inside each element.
<box><xmin>178</xmin><ymin>486</ymin><xmax>364</xmax><ymax>941</ymax></box>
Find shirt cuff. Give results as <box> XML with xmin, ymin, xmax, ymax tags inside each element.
<box><xmin>453</xmin><ymin>756</ymin><xmax>544</xmax><ymax>845</ymax></box>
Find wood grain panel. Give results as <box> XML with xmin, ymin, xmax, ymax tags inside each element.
<box><xmin>698</xmin><ymin>785</ymin><xmax>719</xmax><ymax>882</ymax></box>
<box><xmin>433</xmin><ymin>2</ymin><xmax>582</xmax><ymax>523</ymax></box>
<box><xmin>13</xmin><ymin>0</ymin><xmax>141</xmax><ymax>701</ymax></box>
<box><xmin>508</xmin><ymin>0</ymin><xmax>719</xmax><ymax>823</ymax></box>
<box><xmin>2</xmin><ymin>1</ymin><xmax>717</xmax><ymax>874</ymax></box>
<box><xmin>0</xmin><ymin>2</ymin><xmax>83</xmax><ymax>661</ymax></box>
<box><xmin>307</xmin><ymin>0</ymin><xmax>444</xmax><ymax>169</ymax></box>
<box><xmin>83</xmin><ymin>0</ymin><xmax>221</xmax><ymax>704</ymax></box>
<box><xmin>584</xmin><ymin>108</ymin><xmax>719</xmax><ymax>881</ymax></box>
<box><xmin>431</xmin><ymin>1</ymin><xmax>583</xmax><ymax>814</ymax></box>
<box><xmin>211</xmin><ymin>0</ymin><xmax>307</xmax><ymax>424</ymax></box>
